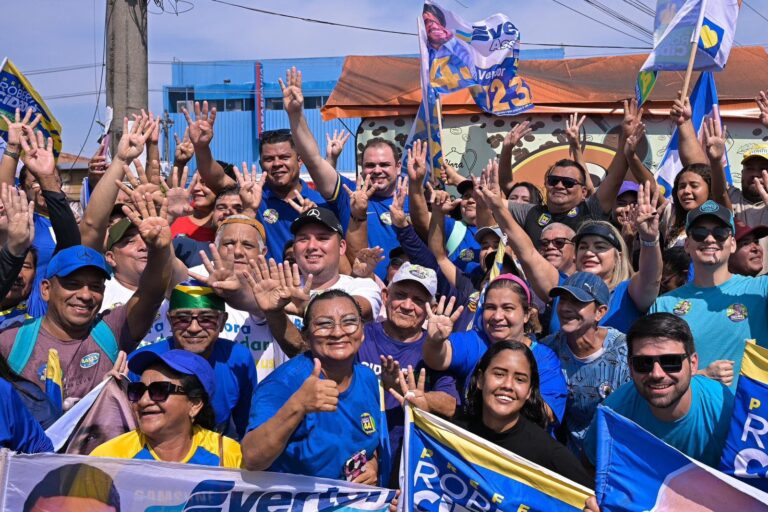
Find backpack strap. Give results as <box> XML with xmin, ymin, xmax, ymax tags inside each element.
<box><xmin>445</xmin><ymin>221</ymin><xmax>468</xmax><ymax>258</ymax></box>
<box><xmin>8</xmin><ymin>317</ymin><xmax>43</xmax><ymax>374</ymax></box>
<box><xmin>91</xmin><ymin>320</ymin><xmax>119</xmax><ymax>364</ymax></box>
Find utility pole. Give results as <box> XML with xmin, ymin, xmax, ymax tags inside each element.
<box><xmin>105</xmin><ymin>0</ymin><xmax>148</xmax><ymax>157</ymax></box>
<box><xmin>159</xmin><ymin>109</ymin><xmax>174</xmax><ymax>178</ymax></box>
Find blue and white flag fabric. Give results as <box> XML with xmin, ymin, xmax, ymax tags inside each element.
<box><xmin>655</xmin><ymin>71</ymin><xmax>731</xmax><ymax>196</ymax></box>
<box><xmin>595</xmin><ymin>406</ymin><xmax>768</xmax><ymax>511</ymax></box>
<box><xmin>400</xmin><ymin>405</ymin><xmax>592</xmax><ymax>511</ymax></box>
<box><xmin>719</xmin><ymin>342</ymin><xmax>768</xmax><ymax>491</ymax></box>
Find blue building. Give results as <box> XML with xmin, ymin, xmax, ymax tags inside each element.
<box><xmin>162</xmin><ymin>50</ymin><xmax>564</xmax><ymax>175</ymax></box>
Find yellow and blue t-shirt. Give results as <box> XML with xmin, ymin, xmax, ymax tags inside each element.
<box><xmin>90</xmin><ymin>426</ymin><xmax>242</xmax><ymax>468</ymax></box>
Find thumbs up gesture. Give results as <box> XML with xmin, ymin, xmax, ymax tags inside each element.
<box><xmin>297</xmin><ymin>358</ymin><xmax>340</xmax><ymax>413</ymax></box>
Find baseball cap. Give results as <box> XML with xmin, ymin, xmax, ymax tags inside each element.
<box><xmin>741</xmin><ymin>144</ymin><xmax>768</xmax><ymax>165</ymax></box>
<box><xmin>474</xmin><ymin>225</ymin><xmax>503</xmax><ymax>243</ymax></box>
<box><xmin>457</xmin><ymin>179</ymin><xmax>474</xmax><ymax>196</ymax></box>
<box><xmin>734</xmin><ymin>219</ymin><xmax>768</xmax><ymax>243</ymax></box>
<box><xmin>107</xmin><ymin>218</ymin><xmax>135</xmax><ymax>251</ymax></box>
<box><xmin>46</xmin><ymin>245</ymin><xmax>113</xmax><ymax>280</ymax></box>
<box><xmin>389</xmin><ymin>262</ymin><xmax>437</xmax><ymax>297</ymax></box>
<box><xmin>616</xmin><ymin>181</ymin><xmax>639</xmax><ymax>198</ymax></box>
<box><xmin>549</xmin><ymin>271</ymin><xmax>610</xmax><ymax>305</ymax></box>
<box><xmin>573</xmin><ymin>223</ymin><xmax>622</xmax><ymax>251</ymax></box>
<box><xmin>128</xmin><ymin>349</ymin><xmax>215</xmax><ymax>399</ymax></box>
<box><xmin>685</xmin><ymin>200</ymin><xmax>735</xmax><ymax>232</ymax></box>
<box><xmin>290</xmin><ymin>207</ymin><xmax>344</xmax><ymax>236</ymax></box>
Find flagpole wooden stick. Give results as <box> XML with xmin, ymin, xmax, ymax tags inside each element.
<box><xmin>434</xmin><ymin>96</ymin><xmax>444</xmax><ymax>187</ymax></box>
<box><xmin>680</xmin><ymin>38</ymin><xmax>699</xmax><ymax>100</ymax></box>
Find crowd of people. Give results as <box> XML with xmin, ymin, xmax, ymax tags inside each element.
<box><xmin>1</xmin><ymin>66</ymin><xmax>768</xmax><ymax>510</ymax></box>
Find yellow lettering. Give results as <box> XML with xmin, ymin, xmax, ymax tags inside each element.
<box><xmin>469</xmin><ymin>480</ymin><xmax>479</xmax><ymax>489</ymax></box>
<box><xmin>492</xmin><ymin>494</ymin><xmax>504</xmax><ymax>504</ymax></box>
<box><xmin>490</xmin><ymin>79</ymin><xmax>511</xmax><ymax>112</ymax></box>
<box><xmin>517</xmin><ymin>505</ymin><xmax>530</xmax><ymax>512</ymax></box>
<box><xmin>509</xmin><ymin>76</ymin><xmax>532</xmax><ymax>108</ymax></box>
<box><xmin>751</xmin><ymin>398</ymin><xmax>762</xmax><ymax>410</ymax></box>
<box><xmin>430</xmin><ymin>58</ymin><xmax>470</xmax><ymax>90</ymax></box>
<box><xmin>420</xmin><ymin>448</ymin><xmax>433</xmax><ymax>458</ymax></box>
<box><xmin>446</xmin><ymin>462</ymin><xmax>457</xmax><ymax>473</ymax></box>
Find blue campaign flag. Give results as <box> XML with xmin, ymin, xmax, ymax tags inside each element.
<box><xmin>401</xmin><ymin>406</ymin><xmax>592</xmax><ymax>511</ymax></box>
<box><xmin>595</xmin><ymin>406</ymin><xmax>768</xmax><ymax>511</ymax></box>
<box><xmin>655</xmin><ymin>72</ymin><xmax>731</xmax><ymax>197</ymax></box>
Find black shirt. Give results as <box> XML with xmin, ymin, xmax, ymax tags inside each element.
<box><xmin>510</xmin><ymin>194</ymin><xmax>608</xmax><ymax>244</ymax></box>
<box><xmin>453</xmin><ymin>414</ymin><xmax>593</xmax><ymax>489</ymax></box>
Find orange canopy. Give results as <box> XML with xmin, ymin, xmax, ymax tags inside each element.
<box><xmin>322</xmin><ymin>46</ymin><xmax>766</xmax><ymax>120</ymax></box>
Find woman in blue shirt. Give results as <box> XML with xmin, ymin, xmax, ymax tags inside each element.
<box><xmin>422</xmin><ymin>274</ymin><xmax>567</xmax><ymax>428</ymax></box>
<box><xmin>243</xmin><ymin>290</ymin><xmax>390</xmax><ymax>486</ymax></box>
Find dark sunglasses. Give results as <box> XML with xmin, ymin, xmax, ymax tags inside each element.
<box><xmin>630</xmin><ymin>354</ymin><xmax>689</xmax><ymax>374</ymax></box>
<box><xmin>689</xmin><ymin>226</ymin><xmax>732</xmax><ymax>243</ymax></box>
<box><xmin>126</xmin><ymin>381</ymin><xmax>187</xmax><ymax>403</ymax></box>
<box><xmin>546</xmin><ymin>175</ymin><xmax>583</xmax><ymax>189</ymax></box>
<box><xmin>169</xmin><ymin>312</ymin><xmax>222</xmax><ymax>330</ymax></box>
<box><xmin>538</xmin><ymin>237</ymin><xmax>574</xmax><ymax>250</ymax></box>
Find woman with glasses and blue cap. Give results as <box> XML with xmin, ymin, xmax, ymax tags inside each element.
<box><xmin>90</xmin><ymin>349</ymin><xmax>242</xmax><ymax>468</ymax></box>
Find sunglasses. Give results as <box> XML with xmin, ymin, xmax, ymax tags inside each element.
<box><xmin>546</xmin><ymin>175</ymin><xmax>583</xmax><ymax>189</ymax></box>
<box><xmin>538</xmin><ymin>237</ymin><xmax>574</xmax><ymax>250</ymax></box>
<box><xmin>630</xmin><ymin>354</ymin><xmax>689</xmax><ymax>374</ymax></box>
<box><xmin>126</xmin><ymin>381</ymin><xmax>187</xmax><ymax>403</ymax></box>
<box><xmin>688</xmin><ymin>226</ymin><xmax>732</xmax><ymax>243</ymax></box>
<box><xmin>169</xmin><ymin>312</ymin><xmax>222</xmax><ymax>330</ymax></box>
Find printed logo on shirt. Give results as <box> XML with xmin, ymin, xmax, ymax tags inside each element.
<box><xmin>467</xmin><ymin>291</ymin><xmax>480</xmax><ymax>313</ymax></box>
<box><xmin>263</xmin><ymin>209</ymin><xmax>279</xmax><ymax>224</ymax></box>
<box><xmin>360</xmin><ymin>412</ymin><xmax>377</xmax><ymax>435</ymax></box>
<box><xmin>672</xmin><ymin>300</ymin><xmax>692</xmax><ymax>316</ymax></box>
<box><xmin>598</xmin><ymin>382</ymin><xmax>614</xmax><ymax>399</ymax></box>
<box><xmin>537</xmin><ymin>213</ymin><xmax>551</xmax><ymax>226</ymax></box>
<box><xmin>80</xmin><ymin>352</ymin><xmax>101</xmax><ymax>368</ymax></box>
<box><xmin>379</xmin><ymin>212</ymin><xmax>393</xmax><ymax>226</ymax></box>
<box><xmin>726</xmin><ymin>303</ymin><xmax>748</xmax><ymax>322</ymax></box>
<box><xmin>566</xmin><ymin>207</ymin><xmax>579</xmax><ymax>218</ymax></box>
<box><xmin>459</xmin><ymin>248</ymin><xmax>475</xmax><ymax>262</ymax></box>
<box><xmin>37</xmin><ymin>363</ymin><xmax>47</xmax><ymax>381</ymax></box>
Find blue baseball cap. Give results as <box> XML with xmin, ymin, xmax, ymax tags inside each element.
<box><xmin>45</xmin><ymin>245</ymin><xmax>113</xmax><ymax>280</ymax></box>
<box><xmin>128</xmin><ymin>349</ymin><xmax>215</xmax><ymax>399</ymax></box>
<box><xmin>685</xmin><ymin>200</ymin><xmax>735</xmax><ymax>233</ymax></box>
<box><xmin>549</xmin><ymin>271</ymin><xmax>610</xmax><ymax>306</ymax></box>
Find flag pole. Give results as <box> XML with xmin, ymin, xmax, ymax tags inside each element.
<box><xmin>680</xmin><ymin>0</ymin><xmax>709</xmax><ymax>99</ymax></box>
<box><xmin>434</xmin><ymin>95</ymin><xmax>444</xmax><ymax>187</ymax></box>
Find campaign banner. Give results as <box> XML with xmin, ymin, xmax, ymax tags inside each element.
<box><xmin>0</xmin><ymin>58</ymin><xmax>63</xmax><ymax>156</ymax></box>
<box><xmin>0</xmin><ymin>449</ymin><xmax>396</xmax><ymax>511</ymax></box>
<box><xmin>400</xmin><ymin>406</ymin><xmax>592</xmax><ymax>511</ymax></box>
<box><xmin>719</xmin><ymin>342</ymin><xmax>768</xmax><ymax>490</ymax></box>
<box><xmin>421</xmin><ymin>0</ymin><xmax>533</xmax><ymax>117</ymax></box>
<box><xmin>595</xmin><ymin>406</ymin><xmax>768</xmax><ymax>511</ymax></box>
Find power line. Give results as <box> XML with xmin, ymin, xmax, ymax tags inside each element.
<box><xmin>581</xmin><ymin>0</ymin><xmax>653</xmax><ymax>39</ymax></box>
<box><xmin>620</xmin><ymin>0</ymin><xmax>655</xmax><ymax>17</ymax></box>
<box><xmin>549</xmin><ymin>0</ymin><xmax>652</xmax><ymax>44</ymax></box>
<box><xmin>744</xmin><ymin>0</ymin><xmax>768</xmax><ymax>24</ymax></box>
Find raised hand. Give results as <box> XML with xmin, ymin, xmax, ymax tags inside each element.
<box><xmin>342</xmin><ymin>173</ymin><xmax>375</xmax><ymax>221</ymax></box>
<box><xmin>633</xmin><ymin>181</ymin><xmax>660</xmax><ymax>243</ymax></box>
<box><xmin>182</xmin><ymin>101</ymin><xmax>217</xmax><ymax>149</ymax></box>
<box><xmin>756</xmin><ymin>91</ymin><xmax>768</xmax><ymax>128</ymax></box>
<box><xmin>87</xmin><ymin>141</ymin><xmax>108</xmax><ymax>182</ymax></box>
<box><xmin>240</xmin><ymin>255</ymin><xmax>292</xmax><ymax>312</ymax></box>
<box><xmin>283</xmin><ymin>260</ymin><xmax>313</xmax><ymax>313</ymax></box>
<box><xmin>121</xmin><ymin>191</ymin><xmax>171</xmax><ymax>251</ymax></box>
<box><xmin>235</xmin><ymin>162</ymin><xmax>266</xmax><ymax>213</ymax></box>
<box><xmin>325</xmin><ymin>129</ymin><xmax>350</xmax><ymax>162</ymax></box>
<box><xmin>1</xmin><ymin>184</ymin><xmax>34</xmax><ymax>256</ymax></box>
<box><xmin>503</xmin><ymin>120</ymin><xmax>532</xmax><ymax>148</ymax></box>
<box><xmin>116</xmin><ymin>114</ymin><xmax>156</xmax><ymax>162</ymax></box>
<box><xmin>379</xmin><ymin>355</ymin><xmax>402</xmax><ymax>393</ymax></box>
<box><xmin>701</xmin><ymin>111</ymin><xmax>727</xmax><ymax>164</ymax></box>
<box><xmin>565</xmin><ymin>113</ymin><xmax>586</xmax><ymax>146</ymax></box>
<box><xmin>103</xmin><ymin>351</ymin><xmax>128</xmax><ymax>382</ymax></box>
<box><xmin>624</xmin><ymin>121</ymin><xmax>646</xmax><ymax>160</ymax></box>
<box><xmin>174</xmin><ymin>127</ymin><xmax>195</xmax><ymax>165</ymax></box>
<box><xmin>388</xmin><ymin>365</ymin><xmax>430</xmax><ymax>412</ymax></box>
<box><xmin>190</xmin><ymin>244</ymin><xmax>241</xmax><ymax>295</ymax></box>
<box><xmin>117</xmin><ymin>159</ymin><xmax>165</xmax><ymax>207</ymax></box>
<box><xmin>426</xmin><ymin>295</ymin><xmax>464</xmax><ymax>344</ymax></box>
<box><xmin>441</xmin><ymin>162</ymin><xmax>465</xmax><ymax>187</ymax></box>
<box><xmin>407</xmin><ymin>139</ymin><xmax>428</xmax><ymax>183</ymax></box>
<box><xmin>429</xmin><ymin>185</ymin><xmax>461</xmax><ymax>214</ymax></box>
<box><xmin>622</xmin><ymin>97</ymin><xmax>644</xmax><ymax>139</ymax></box>
<box><xmin>754</xmin><ymin>170</ymin><xmax>768</xmax><ymax>205</ymax></box>
<box><xmin>286</xmin><ymin>191</ymin><xmax>317</xmax><ymax>215</ymax></box>
<box><xmin>278</xmin><ymin>67</ymin><xmax>304</xmax><ymax>116</ymax></box>
<box><xmin>19</xmin><ymin>126</ymin><xmax>57</xmax><ymax>180</ymax></box>
<box><xmin>352</xmin><ymin>246</ymin><xmax>385</xmax><ymax>279</ymax></box>
<box><xmin>474</xmin><ymin>158</ymin><xmax>504</xmax><ymax>209</ymax></box>
<box><xmin>389</xmin><ymin>176</ymin><xmax>409</xmax><ymax>228</ymax></box>
<box><xmin>701</xmin><ymin>360</ymin><xmax>735</xmax><ymax>387</ymax></box>
<box><xmin>166</xmin><ymin>166</ymin><xmax>193</xmax><ymax>219</ymax></box>
<box><xmin>670</xmin><ymin>92</ymin><xmax>692</xmax><ymax>127</ymax></box>
<box><xmin>1</xmin><ymin>107</ymin><xmax>42</xmax><ymax>149</ymax></box>
<box><xmin>296</xmin><ymin>358</ymin><xmax>339</xmax><ymax>413</ymax></box>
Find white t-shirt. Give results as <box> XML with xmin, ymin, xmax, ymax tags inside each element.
<box><xmin>100</xmin><ymin>278</ymin><xmax>171</xmax><ymax>347</ymax></box>
<box><xmin>289</xmin><ymin>274</ymin><xmax>383</xmax><ymax>329</ymax></box>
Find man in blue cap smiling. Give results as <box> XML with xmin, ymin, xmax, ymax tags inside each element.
<box><xmin>0</xmin><ymin>193</ymin><xmax>174</xmax><ymax>403</ymax></box>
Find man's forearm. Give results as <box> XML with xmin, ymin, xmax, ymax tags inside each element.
<box><xmin>345</xmin><ymin>218</ymin><xmax>368</xmax><ymax>267</ymax></box>
<box><xmin>42</xmin><ymin>190</ymin><xmax>81</xmax><ymax>251</ymax></box>
<box><xmin>678</xmin><ymin>120</ymin><xmax>707</xmax><ymax>166</ymax></box>
<box><xmin>408</xmin><ymin>179</ymin><xmax>431</xmax><ymax>240</ymax></box>
<box><xmin>194</xmin><ymin>146</ymin><xmax>235</xmax><ymax>192</ymax></box>
<box><xmin>80</xmin><ymin>158</ymin><xmax>126</xmax><ymax>249</ymax></box>
<box><xmin>287</xmin><ymin>111</ymin><xmax>338</xmax><ymax>199</ymax></box>
<box><xmin>265</xmin><ymin>310</ymin><xmax>305</xmax><ymax>357</ymax></box>
<box><xmin>127</xmin><ymin>245</ymin><xmax>172</xmax><ymax>343</ymax></box>
<box><xmin>425</xmin><ymin>391</ymin><xmax>457</xmax><ymax>418</ymax></box>
<box><xmin>0</xmin><ymin>151</ymin><xmax>20</xmax><ymax>187</ymax></box>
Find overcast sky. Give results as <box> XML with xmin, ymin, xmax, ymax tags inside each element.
<box><xmin>3</xmin><ymin>0</ymin><xmax>765</xmax><ymax>155</ymax></box>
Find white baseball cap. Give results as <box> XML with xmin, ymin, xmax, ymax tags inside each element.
<box><xmin>390</xmin><ymin>262</ymin><xmax>437</xmax><ymax>297</ymax></box>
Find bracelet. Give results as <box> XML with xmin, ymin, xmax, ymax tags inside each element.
<box><xmin>3</xmin><ymin>149</ymin><xmax>19</xmax><ymax>160</ymax></box>
<box><xmin>351</xmin><ymin>214</ymin><xmax>367</xmax><ymax>222</ymax></box>
<box><xmin>640</xmin><ymin>237</ymin><xmax>659</xmax><ymax>247</ymax></box>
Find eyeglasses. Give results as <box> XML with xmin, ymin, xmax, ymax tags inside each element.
<box><xmin>126</xmin><ymin>381</ymin><xmax>187</xmax><ymax>403</ymax></box>
<box><xmin>311</xmin><ymin>317</ymin><xmax>362</xmax><ymax>337</ymax></box>
<box><xmin>689</xmin><ymin>226</ymin><xmax>732</xmax><ymax>243</ymax></box>
<box><xmin>169</xmin><ymin>312</ymin><xmax>222</xmax><ymax>330</ymax></box>
<box><xmin>630</xmin><ymin>354</ymin><xmax>689</xmax><ymax>374</ymax></box>
<box><xmin>538</xmin><ymin>237</ymin><xmax>574</xmax><ymax>250</ymax></box>
<box><xmin>546</xmin><ymin>175</ymin><xmax>583</xmax><ymax>189</ymax></box>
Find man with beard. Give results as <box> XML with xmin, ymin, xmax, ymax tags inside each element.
<box><xmin>583</xmin><ymin>313</ymin><xmax>733</xmax><ymax>469</ymax></box>
<box><xmin>728</xmin><ymin>220</ymin><xmax>768</xmax><ymax>277</ymax></box>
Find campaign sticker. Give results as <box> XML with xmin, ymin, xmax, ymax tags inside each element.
<box><xmin>360</xmin><ymin>412</ymin><xmax>376</xmax><ymax>435</ymax></box>
<box><xmin>263</xmin><ymin>209</ymin><xmax>279</xmax><ymax>224</ymax></box>
<box><xmin>726</xmin><ymin>303</ymin><xmax>748</xmax><ymax>322</ymax></box>
<box><xmin>566</xmin><ymin>207</ymin><xmax>579</xmax><ymax>218</ymax></box>
<box><xmin>537</xmin><ymin>213</ymin><xmax>551</xmax><ymax>226</ymax></box>
<box><xmin>672</xmin><ymin>300</ymin><xmax>691</xmax><ymax>316</ymax></box>
<box><xmin>80</xmin><ymin>352</ymin><xmax>101</xmax><ymax>369</ymax></box>
<box><xmin>379</xmin><ymin>212</ymin><xmax>392</xmax><ymax>226</ymax></box>
<box><xmin>459</xmin><ymin>249</ymin><xmax>475</xmax><ymax>262</ymax></box>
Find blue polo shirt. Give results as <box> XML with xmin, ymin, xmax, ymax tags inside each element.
<box><xmin>330</xmin><ymin>175</ymin><xmax>410</xmax><ymax>281</ymax></box>
<box><xmin>128</xmin><ymin>337</ymin><xmax>256</xmax><ymax>440</ymax></box>
<box><xmin>0</xmin><ymin>377</ymin><xmax>53</xmax><ymax>454</ymax></box>
<box><xmin>258</xmin><ymin>180</ymin><xmax>330</xmax><ymax>260</ymax></box>
<box><xmin>444</xmin><ymin>217</ymin><xmax>480</xmax><ymax>275</ymax></box>
<box><xmin>248</xmin><ymin>352</ymin><xmax>390</xmax><ymax>484</ymax></box>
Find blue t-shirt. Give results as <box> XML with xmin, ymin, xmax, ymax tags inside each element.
<box><xmin>248</xmin><ymin>352</ymin><xmax>390</xmax><ymax>483</ymax></box>
<box><xmin>650</xmin><ymin>274</ymin><xmax>768</xmax><ymax>389</ymax></box>
<box><xmin>541</xmin><ymin>327</ymin><xmax>631</xmax><ymax>457</ymax></box>
<box><xmin>584</xmin><ymin>375</ymin><xmax>734</xmax><ymax>467</ymax></box>
<box><xmin>129</xmin><ymin>338</ymin><xmax>256</xmax><ymax>440</ymax></box>
<box><xmin>444</xmin><ymin>217</ymin><xmax>480</xmax><ymax>275</ymax></box>
<box><xmin>26</xmin><ymin>213</ymin><xmax>56</xmax><ymax>317</ymax></box>
<box><xmin>331</xmin><ymin>175</ymin><xmax>410</xmax><ymax>281</ymax></box>
<box><xmin>549</xmin><ymin>278</ymin><xmax>641</xmax><ymax>334</ymax></box>
<box><xmin>356</xmin><ymin>322</ymin><xmax>459</xmax><ymax>457</ymax></box>
<box><xmin>259</xmin><ymin>180</ymin><xmax>330</xmax><ymax>260</ymax></box>
<box><xmin>447</xmin><ymin>330</ymin><xmax>568</xmax><ymax>426</ymax></box>
<box><xmin>0</xmin><ymin>377</ymin><xmax>53</xmax><ymax>454</ymax></box>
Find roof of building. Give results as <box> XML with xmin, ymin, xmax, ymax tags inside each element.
<box><xmin>56</xmin><ymin>152</ymin><xmax>90</xmax><ymax>171</ymax></box>
<box><xmin>322</xmin><ymin>46</ymin><xmax>767</xmax><ymax>120</ymax></box>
